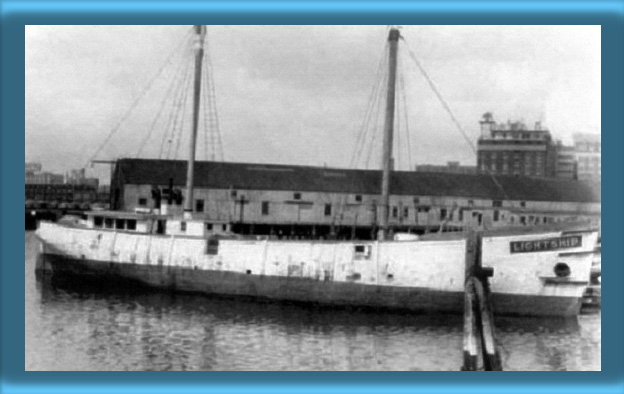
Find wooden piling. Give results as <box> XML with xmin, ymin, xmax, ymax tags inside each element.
<box><xmin>473</xmin><ymin>277</ymin><xmax>503</xmax><ymax>371</ymax></box>
<box><xmin>462</xmin><ymin>279</ymin><xmax>482</xmax><ymax>371</ymax></box>
<box><xmin>462</xmin><ymin>228</ymin><xmax>503</xmax><ymax>371</ymax></box>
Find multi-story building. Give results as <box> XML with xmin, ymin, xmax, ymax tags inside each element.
<box><xmin>66</xmin><ymin>168</ymin><xmax>100</xmax><ymax>188</ymax></box>
<box><xmin>477</xmin><ymin>113</ymin><xmax>557</xmax><ymax>178</ymax></box>
<box><xmin>25</xmin><ymin>162</ymin><xmax>42</xmax><ymax>175</ymax></box>
<box><xmin>25</xmin><ymin>172</ymin><xmax>65</xmax><ymax>185</ymax></box>
<box><xmin>555</xmin><ymin>143</ymin><xmax>577</xmax><ymax>180</ymax></box>
<box><xmin>25</xmin><ymin>162</ymin><xmax>65</xmax><ymax>185</ymax></box>
<box><xmin>25</xmin><ymin>184</ymin><xmax>98</xmax><ymax>203</ymax></box>
<box><xmin>574</xmin><ymin>133</ymin><xmax>601</xmax><ymax>181</ymax></box>
<box><xmin>110</xmin><ymin>158</ymin><xmax>601</xmax><ymax>239</ymax></box>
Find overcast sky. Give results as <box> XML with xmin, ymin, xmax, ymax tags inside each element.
<box><xmin>25</xmin><ymin>25</ymin><xmax>600</xmax><ymax>182</ymax></box>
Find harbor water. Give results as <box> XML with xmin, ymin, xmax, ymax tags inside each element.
<box><xmin>25</xmin><ymin>232</ymin><xmax>600</xmax><ymax>371</ymax></box>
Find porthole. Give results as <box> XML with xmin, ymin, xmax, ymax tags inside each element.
<box><xmin>554</xmin><ymin>263</ymin><xmax>571</xmax><ymax>278</ymax></box>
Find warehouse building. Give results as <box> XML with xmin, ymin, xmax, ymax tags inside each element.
<box><xmin>111</xmin><ymin>158</ymin><xmax>601</xmax><ymax>239</ymax></box>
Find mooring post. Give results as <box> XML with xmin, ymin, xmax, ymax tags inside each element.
<box><xmin>462</xmin><ymin>228</ymin><xmax>502</xmax><ymax>371</ymax></box>
<box><xmin>464</xmin><ymin>227</ymin><xmax>481</xmax><ymax>279</ymax></box>
<box><xmin>462</xmin><ymin>278</ymin><xmax>480</xmax><ymax>371</ymax></box>
<box><xmin>474</xmin><ymin>277</ymin><xmax>503</xmax><ymax>371</ymax></box>
<box><xmin>462</xmin><ymin>228</ymin><xmax>481</xmax><ymax>371</ymax></box>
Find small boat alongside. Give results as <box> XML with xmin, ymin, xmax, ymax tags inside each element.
<box><xmin>582</xmin><ymin>238</ymin><xmax>601</xmax><ymax>310</ymax></box>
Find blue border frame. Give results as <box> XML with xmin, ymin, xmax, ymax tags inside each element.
<box><xmin>6</xmin><ymin>0</ymin><xmax>623</xmax><ymax>392</ymax></box>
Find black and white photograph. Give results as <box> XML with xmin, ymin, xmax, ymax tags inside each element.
<box><xmin>25</xmin><ymin>25</ymin><xmax>601</xmax><ymax>371</ymax></box>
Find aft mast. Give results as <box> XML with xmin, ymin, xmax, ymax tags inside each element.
<box><xmin>184</xmin><ymin>25</ymin><xmax>207</xmax><ymax>219</ymax></box>
<box><xmin>378</xmin><ymin>27</ymin><xmax>400</xmax><ymax>240</ymax></box>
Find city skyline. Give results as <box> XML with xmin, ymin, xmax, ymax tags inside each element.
<box><xmin>25</xmin><ymin>25</ymin><xmax>601</xmax><ymax>182</ymax></box>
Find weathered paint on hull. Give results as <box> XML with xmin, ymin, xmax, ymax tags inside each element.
<box><xmin>36</xmin><ymin>252</ymin><xmax>583</xmax><ymax>317</ymax></box>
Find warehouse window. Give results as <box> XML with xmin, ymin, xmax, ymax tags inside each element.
<box><xmin>138</xmin><ymin>197</ymin><xmax>147</xmax><ymax>206</ymax></box>
<box><xmin>293</xmin><ymin>192</ymin><xmax>302</xmax><ymax>200</ymax></box>
<box><xmin>180</xmin><ymin>221</ymin><xmax>187</xmax><ymax>232</ymax></box>
<box><xmin>355</xmin><ymin>195</ymin><xmax>362</xmax><ymax>203</ymax></box>
<box><xmin>440</xmin><ymin>208</ymin><xmax>447</xmax><ymax>220</ymax></box>
<box><xmin>392</xmin><ymin>207</ymin><xmax>398</xmax><ymax>218</ymax></box>
<box><xmin>261</xmin><ymin>201</ymin><xmax>270</xmax><ymax>216</ymax></box>
<box><xmin>403</xmin><ymin>207</ymin><xmax>409</xmax><ymax>219</ymax></box>
<box><xmin>493</xmin><ymin>210</ymin><xmax>500</xmax><ymax>222</ymax></box>
<box><xmin>127</xmin><ymin>220</ymin><xmax>137</xmax><ymax>231</ymax></box>
<box><xmin>324</xmin><ymin>204</ymin><xmax>332</xmax><ymax>216</ymax></box>
<box><xmin>195</xmin><ymin>199</ymin><xmax>204</xmax><ymax>213</ymax></box>
<box><xmin>492</xmin><ymin>200</ymin><xmax>502</xmax><ymax>208</ymax></box>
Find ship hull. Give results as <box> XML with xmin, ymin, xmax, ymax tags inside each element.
<box><xmin>36</xmin><ymin>244</ymin><xmax>587</xmax><ymax>317</ymax></box>
<box><xmin>35</xmin><ymin>222</ymin><xmax>596</xmax><ymax>317</ymax></box>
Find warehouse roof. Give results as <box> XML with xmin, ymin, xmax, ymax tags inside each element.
<box><xmin>113</xmin><ymin>159</ymin><xmax>601</xmax><ymax>203</ymax></box>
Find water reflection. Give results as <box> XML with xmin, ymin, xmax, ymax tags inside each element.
<box><xmin>34</xmin><ymin>276</ymin><xmax>465</xmax><ymax>371</ymax></box>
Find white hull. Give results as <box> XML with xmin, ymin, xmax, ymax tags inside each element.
<box><xmin>36</xmin><ymin>222</ymin><xmax>597</xmax><ymax>316</ymax></box>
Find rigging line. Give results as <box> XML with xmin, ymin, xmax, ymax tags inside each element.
<box><xmin>402</xmin><ymin>38</ymin><xmax>510</xmax><ymax>201</ymax></box>
<box><xmin>163</xmin><ymin>48</ymin><xmax>194</xmax><ymax>159</ymax></box>
<box><xmin>201</xmin><ymin>41</ymin><xmax>217</xmax><ymax>162</ymax></box>
<box><xmin>158</xmin><ymin>54</ymin><xmax>191</xmax><ymax>159</ymax></box>
<box><xmin>402</xmin><ymin>42</ymin><xmax>476</xmax><ymax>153</ymax></box>
<box><xmin>204</xmin><ymin>66</ymin><xmax>216</xmax><ymax>161</ymax></box>
<box><xmin>166</xmin><ymin>52</ymin><xmax>194</xmax><ymax>159</ymax></box>
<box><xmin>396</xmin><ymin>85</ymin><xmax>403</xmax><ymax>171</ymax></box>
<box><xmin>395</xmin><ymin>51</ymin><xmax>405</xmax><ymax>171</ymax></box>
<box><xmin>158</xmin><ymin>51</ymin><xmax>187</xmax><ymax>159</ymax></box>
<box><xmin>156</xmin><ymin>44</ymin><xmax>193</xmax><ymax>158</ymax></box>
<box><xmin>359</xmin><ymin>68</ymin><xmax>386</xmax><ymax>170</ymax></box>
<box><xmin>212</xmin><ymin>81</ymin><xmax>225</xmax><ymax>161</ymax></box>
<box><xmin>349</xmin><ymin>42</ymin><xmax>388</xmax><ymax>169</ymax></box>
<box><xmin>86</xmin><ymin>28</ymin><xmax>193</xmax><ymax>166</ymax></box>
<box><xmin>352</xmin><ymin>43</ymin><xmax>388</xmax><ymax>168</ymax></box>
<box><xmin>395</xmin><ymin>50</ymin><xmax>405</xmax><ymax>171</ymax></box>
<box><xmin>204</xmin><ymin>37</ymin><xmax>225</xmax><ymax>162</ymax></box>
<box><xmin>136</xmin><ymin>50</ymin><xmax>190</xmax><ymax>158</ymax></box>
<box><xmin>399</xmin><ymin>55</ymin><xmax>413</xmax><ymax>170</ymax></box>
<box><xmin>173</xmin><ymin>66</ymin><xmax>193</xmax><ymax>160</ymax></box>
<box><xmin>165</xmin><ymin>67</ymin><xmax>192</xmax><ymax>159</ymax></box>
<box><xmin>200</xmin><ymin>42</ymin><xmax>213</xmax><ymax>161</ymax></box>
<box><xmin>364</xmin><ymin>70</ymin><xmax>387</xmax><ymax>169</ymax></box>
<box><xmin>201</xmin><ymin>54</ymin><xmax>210</xmax><ymax>161</ymax></box>
<box><xmin>353</xmin><ymin>55</ymin><xmax>387</xmax><ymax>169</ymax></box>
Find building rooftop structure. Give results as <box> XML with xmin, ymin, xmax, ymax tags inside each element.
<box><xmin>112</xmin><ymin>158</ymin><xmax>600</xmax><ymax>204</ymax></box>
<box><xmin>415</xmin><ymin>162</ymin><xmax>477</xmax><ymax>175</ymax></box>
